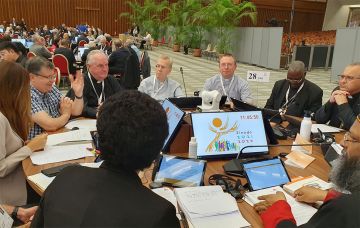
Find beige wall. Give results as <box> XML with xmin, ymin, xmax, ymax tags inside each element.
<box><xmin>323</xmin><ymin>0</ymin><xmax>360</xmax><ymax>30</ymax></box>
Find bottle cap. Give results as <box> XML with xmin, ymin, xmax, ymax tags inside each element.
<box><xmin>303</xmin><ymin>110</ymin><xmax>311</xmax><ymax>118</ymax></box>
<box><xmin>190</xmin><ymin>137</ymin><xmax>196</xmax><ymax>143</ymax></box>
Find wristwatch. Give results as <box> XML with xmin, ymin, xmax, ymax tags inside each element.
<box><xmin>11</xmin><ymin>206</ymin><xmax>19</xmax><ymax>219</ymax></box>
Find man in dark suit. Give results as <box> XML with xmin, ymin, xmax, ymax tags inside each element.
<box><xmin>97</xmin><ymin>36</ymin><xmax>112</xmax><ymax>55</ymax></box>
<box><xmin>264</xmin><ymin>61</ymin><xmax>323</xmax><ymax>119</ymax></box>
<box><xmin>54</xmin><ymin>39</ymin><xmax>76</xmax><ymax>74</ymax></box>
<box><xmin>31</xmin><ymin>90</ymin><xmax>180</xmax><ymax>227</ymax></box>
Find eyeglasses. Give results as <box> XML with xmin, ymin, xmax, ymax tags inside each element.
<box><xmin>220</xmin><ymin>63</ymin><xmax>235</xmax><ymax>68</ymax></box>
<box><xmin>37</xmin><ymin>73</ymin><xmax>57</xmax><ymax>81</ymax></box>
<box><xmin>286</xmin><ymin>78</ymin><xmax>303</xmax><ymax>83</ymax></box>
<box><xmin>337</xmin><ymin>75</ymin><xmax>360</xmax><ymax>82</ymax></box>
<box><xmin>343</xmin><ymin>132</ymin><xmax>360</xmax><ymax>144</ymax></box>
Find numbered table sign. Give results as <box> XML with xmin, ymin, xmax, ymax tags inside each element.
<box><xmin>246</xmin><ymin>71</ymin><xmax>270</xmax><ymax>82</ymax></box>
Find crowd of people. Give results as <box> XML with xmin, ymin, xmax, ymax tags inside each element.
<box><xmin>0</xmin><ymin>18</ymin><xmax>359</xmax><ymax>227</ymax></box>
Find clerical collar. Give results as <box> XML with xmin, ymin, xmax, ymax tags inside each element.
<box><xmin>89</xmin><ymin>73</ymin><xmax>103</xmax><ymax>84</ymax></box>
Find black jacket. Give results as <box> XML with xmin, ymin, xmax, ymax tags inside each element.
<box><xmin>31</xmin><ymin>163</ymin><xmax>180</xmax><ymax>227</ymax></box>
<box><xmin>265</xmin><ymin>79</ymin><xmax>323</xmax><ymax>117</ymax></box>
<box><xmin>54</xmin><ymin>47</ymin><xmax>77</xmax><ymax>74</ymax></box>
<box><xmin>315</xmin><ymin>87</ymin><xmax>360</xmax><ymax>130</ymax></box>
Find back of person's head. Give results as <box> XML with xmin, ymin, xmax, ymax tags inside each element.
<box><xmin>0</xmin><ymin>60</ymin><xmax>31</xmax><ymax>140</ymax></box>
<box><xmin>59</xmin><ymin>38</ymin><xmax>70</xmax><ymax>48</ymax></box>
<box><xmin>33</xmin><ymin>35</ymin><xmax>44</xmax><ymax>45</ymax></box>
<box><xmin>12</xmin><ymin>42</ymin><xmax>27</xmax><ymax>55</ymax></box>
<box><xmin>88</xmin><ymin>41</ymin><xmax>96</xmax><ymax>48</ymax></box>
<box><xmin>288</xmin><ymin>61</ymin><xmax>306</xmax><ymax>74</ymax></box>
<box><xmin>26</xmin><ymin>56</ymin><xmax>54</xmax><ymax>74</ymax></box>
<box><xmin>97</xmin><ymin>91</ymin><xmax>169</xmax><ymax>171</ymax></box>
<box><xmin>113</xmin><ymin>39</ymin><xmax>122</xmax><ymax>49</ymax></box>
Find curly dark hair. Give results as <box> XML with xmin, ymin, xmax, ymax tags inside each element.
<box><xmin>97</xmin><ymin>90</ymin><xmax>169</xmax><ymax>171</ymax></box>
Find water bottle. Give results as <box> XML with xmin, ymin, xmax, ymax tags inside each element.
<box><xmin>188</xmin><ymin>137</ymin><xmax>197</xmax><ymax>159</ymax></box>
<box><xmin>300</xmin><ymin>111</ymin><xmax>312</xmax><ymax>141</ymax></box>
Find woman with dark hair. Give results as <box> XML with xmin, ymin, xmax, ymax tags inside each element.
<box><xmin>0</xmin><ymin>61</ymin><xmax>47</xmax><ymax>206</ymax></box>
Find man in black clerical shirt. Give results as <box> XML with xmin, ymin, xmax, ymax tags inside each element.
<box><xmin>67</xmin><ymin>50</ymin><xmax>122</xmax><ymax>118</ymax></box>
<box><xmin>264</xmin><ymin>61</ymin><xmax>323</xmax><ymax>120</ymax></box>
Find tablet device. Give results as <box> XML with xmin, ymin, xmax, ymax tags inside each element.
<box><xmin>191</xmin><ymin>111</ymin><xmax>268</xmax><ymax>159</ymax></box>
<box><xmin>242</xmin><ymin>157</ymin><xmax>291</xmax><ymax>191</ymax></box>
<box><xmin>152</xmin><ymin>154</ymin><xmax>206</xmax><ymax>187</ymax></box>
<box><xmin>25</xmin><ymin>41</ymin><xmax>34</xmax><ymax>48</ymax></box>
<box><xmin>41</xmin><ymin>163</ymin><xmax>79</xmax><ymax>177</ymax></box>
<box><xmin>161</xmin><ymin>99</ymin><xmax>185</xmax><ymax>152</ymax></box>
<box><xmin>168</xmin><ymin>97</ymin><xmax>202</xmax><ymax>109</ymax></box>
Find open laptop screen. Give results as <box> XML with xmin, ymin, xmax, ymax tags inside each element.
<box><xmin>11</xmin><ymin>38</ymin><xmax>26</xmax><ymax>46</ymax></box>
<box><xmin>161</xmin><ymin>99</ymin><xmax>185</xmax><ymax>152</ymax></box>
<box><xmin>191</xmin><ymin>111</ymin><xmax>268</xmax><ymax>159</ymax></box>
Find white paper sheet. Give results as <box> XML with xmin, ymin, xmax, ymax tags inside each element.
<box><xmin>46</xmin><ymin>130</ymin><xmax>92</xmax><ymax>146</ymax></box>
<box><xmin>311</xmin><ymin>124</ymin><xmax>342</xmax><ymax>133</ymax></box>
<box><xmin>27</xmin><ymin>173</ymin><xmax>55</xmax><ymax>191</ymax></box>
<box><xmin>0</xmin><ymin>205</ymin><xmax>13</xmax><ymax>228</ymax></box>
<box><xmin>30</xmin><ymin>143</ymin><xmax>94</xmax><ymax>165</ymax></box>
<box><xmin>65</xmin><ymin>119</ymin><xmax>97</xmax><ymax>131</ymax></box>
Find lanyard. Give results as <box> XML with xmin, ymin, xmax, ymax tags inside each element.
<box><xmin>88</xmin><ymin>72</ymin><xmax>105</xmax><ymax>106</ymax></box>
<box><xmin>284</xmin><ymin>82</ymin><xmax>304</xmax><ymax>108</ymax></box>
<box><xmin>220</xmin><ymin>75</ymin><xmax>235</xmax><ymax>101</ymax></box>
<box><xmin>153</xmin><ymin>76</ymin><xmax>167</xmax><ymax>96</ymax></box>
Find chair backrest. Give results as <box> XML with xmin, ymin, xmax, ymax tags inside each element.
<box><xmin>27</xmin><ymin>51</ymin><xmax>36</xmax><ymax>59</ymax></box>
<box><xmin>78</xmin><ymin>40</ymin><xmax>87</xmax><ymax>47</ymax></box>
<box><xmin>52</xmin><ymin>54</ymin><xmax>70</xmax><ymax>76</ymax></box>
<box><xmin>54</xmin><ymin>67</ymin><xmax>61</xmax><ymax>87</ymax></box>
<box><xmin>205</xmin><ymin>44</ymin><xmax>211</xmax><ymax>52</ymax></box>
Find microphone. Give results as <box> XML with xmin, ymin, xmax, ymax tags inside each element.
<box><xmin>267</xmin><ymin>97</ymin><xmax>298</xmax><ymax>122</ymax></box>
<box><xmin>179</xmin><ymin>67</ymin><xmax>187</xmax><ymax>97</ymax></box>
<box><xmin>223</xmin><ymin>142</ymin><xmax>331</xmax><ymax>177</ymax></box>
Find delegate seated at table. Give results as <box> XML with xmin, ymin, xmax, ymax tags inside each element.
<box><xmin>31</xmin><ymin>91</ymin><xmax>180</xmax><ymax>227</ymax></box>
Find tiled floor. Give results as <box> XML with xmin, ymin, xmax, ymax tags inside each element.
<box><xmin>147</xmin><ymin>46</ymin><xmax>338</xmax><ymax>107</ymax></box>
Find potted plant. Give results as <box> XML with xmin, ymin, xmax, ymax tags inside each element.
<box><xmin>195</xmin><ymin>0</ymin><xmax>257</xmax><ymax>54</ymax></box>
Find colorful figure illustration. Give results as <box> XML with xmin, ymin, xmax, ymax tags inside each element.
<box><xmin>206</xmin><ymin>116</ymin><xmax>238</xmax><ymax>152</ymax></box>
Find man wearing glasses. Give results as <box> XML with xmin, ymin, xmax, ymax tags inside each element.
<box><xmin>315</xmin><ymin>62</ymin><xmax>360</xmax><ymax>130</ymax></box>
<box><xmin>27</xmin><ymin>56</ymin><xmax>84</xmax><ymax>139</ymax></box>
<box><xmin>203</xmin><ymin>53</ymin><xmax>253</xmax><ymax>104</ymax></box>
<box><xmin>265</xmin><ymin>61</ymin><xmax>323</xmax><ymax>119</ymax></box>
<box><xmin>253</xmin><ymin>115</ymin><xmax>360</xmax><ymax>227</ymax></box>
<box><xmin>138</xmin><ymin>55</ymin><xmax>184</xmax><ymax>102</ymax></box>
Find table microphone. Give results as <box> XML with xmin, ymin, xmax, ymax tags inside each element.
<box><xmin>223</xmin><ymin>142</ymin><xmax>331</xmax><ymax>177</ymax></box>
<box><xmin>179</xmin><ymin>67</ymin><xmax>188</xmax><ymax>97</ymax></box>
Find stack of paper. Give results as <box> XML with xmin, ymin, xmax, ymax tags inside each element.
<box><xmin>27</xmin><ymin>173</ymin><xmax>55</xmax><ymax>191</ymax></box>
<box><xmin>244</xmin><ymin>186</ymin><xmax>317</xmax><ymax>226</ymax></box>
<box><xmin>174</xmin><ymin>186</ymin><xmax>250</xmax><ymax>228</ymax></box>
<box><xmin>30</xmin><ymin>143</ymin><xmax>94</xmax><ymax>165</ymax></box>
<box><xmin>65</xmin><ymin>119</ymin><xmax>97</xmax><ymax>131</ymax></box>
<box><xmin>285</xmin><ymin>151</ymin><xmax>315</xmax><ymax>169</ymax></box>
<box><xmin>311</xmin><ymin>124</ymin><xmax>342</xmax><ymax>133</ymax></box>
<box><xmin>46</xmin><ymin>130</ymin><xmax>92</xmax><ymax>146</ymax></box>
<box><xmin>283</xmin><ymin>175</ymin><xmax>333</xmax><ymax>195</ymax></box>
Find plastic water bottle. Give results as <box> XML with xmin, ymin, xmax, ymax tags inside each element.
<box><xmin>300</xmin><ymin>111</ymin><xmax>312</xmax><ymax>141</ymax></box>
<box><xmin>188</xmin><ymin>137</ymin><xmax>197</xmax><ymax>159</ymax></box>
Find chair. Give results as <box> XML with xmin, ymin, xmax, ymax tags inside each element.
<box><xmin>27</xmin><ymin>51</ymin><xmax>36</xmax><ymax>59</ymax></box>
<box><xmin>54</xmin><ymin>67</ymin><xmax>61</xmax><ymax>87</ymax></box>
<box><xmin>78</xmin><ymin>40</ymin><xmax>87</xmax><ymax>47</ymax></box>
<box><xmin>52</xmin><ymin>54</ymin><xmax>70</xmax><ymax>88</ymax></box>
<box><xmin>144</xmin><ymin>38</ymin><xmax>153</xmax><ymax>50</ymax></box>
<box><xmin>202</xmin><ymin>44</ymin><xmax>212</xmax><ymax>59</ymax></box>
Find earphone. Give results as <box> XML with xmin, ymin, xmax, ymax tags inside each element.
<box><xmin>208</xmin><ymin>174</ymin><xmax>244</xmax><ymax>199</ymax></box>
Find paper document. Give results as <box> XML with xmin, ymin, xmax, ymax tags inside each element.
<box><xmin>311</xmin><ymin>124</ymin><xmax>342</xmax><ymax>133</ymax></box>
<box><xmin>46</xmin><ymin>130</ymin><xmax>92</xmax><ymax>146</ymax></box>
<box><xmin>27</xmin><ymin>173</ymin><xmax>55</xmax><ymax>191</ymax></box>
<box><xmin>174</xmin><ymin>186</ymin><xmax>250</xmax><ymax>228</ymax></box>
<box><xmin>152</xmin><ymin>187</ymin><xmax>179</xmax><ymax>213</ymax></box>
<box><xmin>80</xmin><ymin>161</ymin><xmax>103</xmax><ymax>168</ymax></box>
<box><xmin>0</xmin><ymin>205</ymin><xmax>13</xmax><ymax>228</ymax></box>
<box><xmin>244</xmin><ymin>186</ymin><xmax>317</xmax><ymax>226</ymax></box>
<box><xmin>292</xmin><ymin>134</ymin><xmax>312</xmax><ymax>154</ymax></box>
<box><xmin>65</xmin><ymin>119</ymin><xmax>97</xmax><ymax>131</ymax></box>
<box><xmin>30</xmin><ymin>143</ymin><xmax>94</xmax><ymax>165</ymax></box>
<box><xmin>285</xmin><ymin>151</ymin><xmax>315</xmax><ymax>169</ymax></box>
<box><xmin>283</xmin><ymin>175</ymin><xmax>333</xmax><ymax>195</ymax></box>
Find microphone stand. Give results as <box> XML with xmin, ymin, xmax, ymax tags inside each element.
<box><xmin>179</xmin><ymin>67</ymin><xmax>187</xmax><ymax>97</ymax></box>
<box><xmin>223</xmin><ymin>143</ymin><xmax>327</xmax><ymax>177</ymax></box>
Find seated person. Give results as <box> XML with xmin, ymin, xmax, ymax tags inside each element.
<box><xmin>31</xmin><ymin>91</ymin><xmax>180</xmax><ymax>227</ymax></box>
<box><xmin>29</xmin><ymin>35</ymin><xmax>52</xmax><ymax>59</ymax></box>
<box><xmin>97</xmin><ymin>36</ymin><xmax>112</xmax><ymax>55</ymax></box>
<box><xmin>140</xmin><ymin>31</ymin><xmax>152</xmax><ymax>49</ymax></box>
<box><xmin>54</xmin><ymin>39</ymin><xmax>76</xmax><ymax>74</ymax></box>
<box><xmin>0</xmin><ymin>61</ymin><xmax>47</xmax><ymax>206</ymax></box>
<box><xmin>67</xmin><ymin>50</ymin><xmax>122</xmax><ymax>118</ymax></box>
<box><xmin>204</xmin><ymin>53</ymin><xmax>253</xmax><ymax>104</ymax></box>
<box><xmin>108</xmin><ymin>39</ymin><xmax>129</xmax><ymax>76</ymax></box>
<box><xmin>254</xmin><ymin>115</ymin><xmax>360</xmax><ymax>228</ymax></box>
<box><xmin>27</xmin><ymin>57</ymin><xmax>84</xmax><ymax>139</ymax></box>
<box><xmin>265</xmin><ymin>60</ymin><xmax>323</xmax><ymax>118</ymax></box>
<box><xmin>81</xmin><ymin>41</ymin><xmax>97</xmax><ymax>63</ymax></box>
<box><xmin>138</xmin><ymin>55</ymin><xmax>184</xmax><ymax>102</ymax></box>
<box><xmin>315</xmin><ymin>62</ymin><xmax>360</xmax><ymax>130</ymax></box>
<box><xmin>0</xmin><ymin>41</ymin><xmax>27</xmax><ymax>67</ymax></box>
